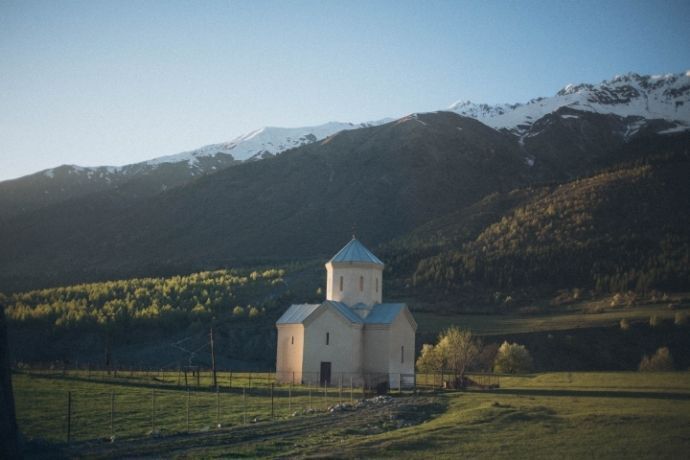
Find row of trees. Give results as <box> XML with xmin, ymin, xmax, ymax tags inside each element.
<box><xmin>3</xmin><ymin>268</ymin><xmax>287</xmax><ymax>333</ymax></box>
<box><xmin>416</xmin><ymin>327</ymin><xmax>534</xmax><ymax>384</ymax></box>
<box><xmin>417</xmin><ymin>326</ymin><xmax>684</xmax><ymax>380</ymax></box>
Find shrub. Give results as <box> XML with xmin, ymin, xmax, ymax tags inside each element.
<box><xmin>619</xmin><ymin>318</ymin><xmax>630</xmax><ymax>331</ymax></box>
<box><xmin>674</xmin><ymin>312</ymin><xmax>687</xmax><ymax>326</ymax></box>
<box><xmin>639</xmin><ymin>347</ymin><xmax>674</xmax><ymax>371</ymax></box>
<box><xmin>232</xmin><ymin>306</ymin><xmax>245</xmax><ymax>317</ymax></box>
<box><xmin>493</xmin><ymin>341</ymin><xmax>533</xmax><ymax>374</ymax></box>
<box><xmin>649</xmin><ymin>315</ymin><xmax>663</xmax><ymax>328</ymax></box>
<box><xmin>248</xmin><ymin>306</ymin><xmax>261</xmax><ymax>318</ymax></box>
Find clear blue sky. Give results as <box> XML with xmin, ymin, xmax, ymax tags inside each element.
<box><xmin>1</xmin><ymin>0</ymin><xmax>689</xmax><ymax>181</ymax></box>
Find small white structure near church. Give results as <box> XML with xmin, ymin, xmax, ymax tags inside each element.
<box><xmin>275</xmin><ymin>237</ymin><xmax>417</xmax><ymax>389</ymax></box>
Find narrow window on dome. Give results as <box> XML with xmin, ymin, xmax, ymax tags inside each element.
<box><xmin>359</xmin><ymin>276</ymin><xmax>364</xmax><ymax>291</ymax></box>
<box><xmin>339</xmin><ymin>276</ymin><xmax>343</xmax><ymax>292</ymax></box>
<box><xmin>291</xmin><ymin>336</ymin><xmax>294</xmax><ymax>345</ymax></box>
<box><xmin>326</xmin><ymin>332</ymin><xmax>330</xmax><ymax>345</ymax></box>
<box><xmin>376</xmin><ymin>277</ymin><xmax>379</xmax><ymax>293</ymax></box>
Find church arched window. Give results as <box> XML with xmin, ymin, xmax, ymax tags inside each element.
<box><xmin>326</xmin><ymin>332</ymin><xmax>330</xmax><ymax>345</ymax></box>
<box><xmin>359</xmin><ymin>276</ymin><xmax>364</xmax><ymax>291</ymax></box>
<box><xmin>376</xmin><ymin>277</ymin><xmax>379</xmax><ymax>293</ymax></box>
<box><xmin>339</xmin><ymin>276</ymin><xmax>343</xmax><ymax>292</ymax></box>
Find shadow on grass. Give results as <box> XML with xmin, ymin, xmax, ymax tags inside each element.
<box><xmin>488</xmin><ymin>387</ymin><xmax>690</xmax><ymax>401</ymax></box>
<box><xmin>15</xmin><ymin>371</ymin><xmax>322</xmax><ymax>397</ymax></box>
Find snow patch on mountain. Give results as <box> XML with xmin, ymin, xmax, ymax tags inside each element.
<box><xmin>145</xmin><ymin>120</ymin><xmax>388</xmax><ymax>167</ymax></box>
<box><xmin>449</xmin><ymin>71</ymin><xmax>690</xmax><ymax>135</ymax></box>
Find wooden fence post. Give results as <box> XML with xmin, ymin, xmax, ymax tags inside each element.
<box><xmin>151</xmin><ymin>389</ymin><xmax>155</xmax><ymax>433</ymax></box>
<box><xmin>186</xmin><ymin>390</ymin><xmax>190</xmax><ymax>433</ymax></box>
<box><xmin>66</xmin><ymin>391</ymin><xmax>72</xmax><ymax>443</ymax></box>
<box><xmin>243</xmin><ymin>386</ymin><xmax>247</xmax><ymax>424</ymax></box>
<box><xmin>216</xmin><ymin>388</ymin><xmax>220</xmax><ymax>428</ymax></box>
<box><xmin>110</xmin><ymin>392</ymin><xmax>115</xmax><ymax>438</ymax></box>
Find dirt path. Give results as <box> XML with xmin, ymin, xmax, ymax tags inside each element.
<box><xmin>55</xmin><ymin>395</ymin><xmax>445</xmax><ymax>459</ymax></box>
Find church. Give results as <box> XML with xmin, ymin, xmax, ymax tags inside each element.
<box><xmin>275</xmin><ymin>237</ymin><xmax>417</xmax><ymax>389</ymax></box>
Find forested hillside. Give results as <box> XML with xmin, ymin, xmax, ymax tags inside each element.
<box><xmin>390</xmin><ymin>149</ymin><xmax>690</xmax><ymax>309</ymax></box>
<box><xmin>2</xmin><ymin>268</ymin><xmax>309</xmax><ymax>366</ymax></box>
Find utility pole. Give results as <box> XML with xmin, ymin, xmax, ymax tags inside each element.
<box><xmin>210</xmin><ymin>327</ymin><xmax>217</xmax><ymax>389</ymax></box>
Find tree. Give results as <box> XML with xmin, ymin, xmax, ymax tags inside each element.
<box><xmin>416</xmin><ymin>344</ymin><xmax>442</xmax><ymax>373</ymax></box>
<box><xmin>639</xmin><ymin>347</ymin><xmax>674</xmax><ymax>371</ymax></box>
<box><xmin>493</xmin><ymin>341</ymin><xmax>533</xmax><ymax>373</ymax></box>
<box><xmin>438</xmin><ymin>326</ymin><xmax>480</xmax><ymax>384</ymax></box>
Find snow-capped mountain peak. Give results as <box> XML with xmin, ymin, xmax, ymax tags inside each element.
<box><xmin>449</xmin><ymin>71</ymin><xmax>690</xmax><ymax>135</ymax></box>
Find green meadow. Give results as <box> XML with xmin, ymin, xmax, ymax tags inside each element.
<box><xmin>415</xmin><ymin>301</ymin><xmax>690</xmax><ymax>336</ymax></box>
<box><xmin>14</xmin><ymin>371</ymin><xmax>690</xmax><ymax>458</ymax></box>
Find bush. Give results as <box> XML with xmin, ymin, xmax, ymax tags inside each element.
<box><xmin>649</xmin><ymin>315</ymin><xmax>663</xmax><ymax>328</ymax></box>
<box><xmin>493</xmin><ymin>341</ymin><xmax>533</xmax><ymax>373</ymax></box>
<box><xmin>619</xmin><ymin>318</ymin><xmax>630</xmax><ymax>331</ymax></box>
<box><xmin>639</xmin><ymin>347</ymin><xmax>674</xmax><ymax>371</ymax></box>
<box><xmin>248</xmin><ymin>306</ymin><xmax>261</xmax><ymax>318</ymax></box>
<box><xmin>232</xmin><ymin>306</ymin><xmax>245</xmax><ymax>317</ymax></box>
<box><xmin>674</xmin><ymin>311</ymin><xmax>687</xmax><ymax>326</ymax></box>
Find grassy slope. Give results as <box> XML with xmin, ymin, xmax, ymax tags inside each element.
<box><xmin>415</xmin><ymin>299</ymin><xmax>690</xmax><ymax>335</ymax></box>
<box><xmin>15</xmin><ymin>371</ymin><xmax>690</xmax><ymax>459</ymax></box>
<box><xmin>336</xmin><ymin>376</ymin><xmax>690</xmax><ymax>459</ymax></box>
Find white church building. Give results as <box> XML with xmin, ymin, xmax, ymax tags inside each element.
<box><xmin>275</xmin><ymin>237</ymin><xmax>417</xmax><ymax>389</ymax></box>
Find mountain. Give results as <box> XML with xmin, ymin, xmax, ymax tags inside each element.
<box><xmin>0</xmin><ymin>121</ymin><xmax>386</xmax><ymax>219</ymax></box>
<box><xmin>0</xmin><ymin>112</ymin><xmax>531</xmax><ymax>291</ymax></box>
<box><xmin>384</xmin><ymin>136</ymin><xmax>690</xmax><ymax>309</ymax></box>
<box><xmin>1</xmin><ymin>71</ymin><xmax>689</xmax><ymax>300</ymax></box>
<box><xmin>3</xmin><ymin>71</ymin><xmax>688</xmax><ymax>220</ymax></box>
<box><xmin>448</xmin><ymin>71</ymin><xmax>690</xmax><ymax>137</ymax></box>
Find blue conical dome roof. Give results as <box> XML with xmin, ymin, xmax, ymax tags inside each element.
<box><xmin>329</xmin><ymin>237</ymin><xmax>383</xmax><ymax>265</ymax></box>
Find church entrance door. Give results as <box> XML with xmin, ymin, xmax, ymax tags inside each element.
<box><xmin>320</xmin><ymin>362</ymin><xmax>331</xmax><ymax>386</ymax></box>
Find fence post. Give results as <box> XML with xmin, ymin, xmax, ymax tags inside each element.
<box><xmin>270</xmin><ymin>383</ymin><xmax>274</xmax><ymax>419</ymax></box>
<box><xmin>151</xmin><ymin>389</ymin><xmax>156</xmax><ymax>433</ymax></box>
<box><xmin>110</xmin><ymin>392</ymin><xmax>115</xmax><ymax>438</ymax></box>
<box><xmin>242</xmin><ymin>386</ymin><xmax>247</xmax><ymax>424</ymax></box>
<box><xmin>248</xmin><ymin>372</ymin><xmax>252</xmax><ymax>393</ymax></box>
<box><xmin>289</xmin><ymin>382</ymin><xmax>292</xmax><ymax>413</ymax></box>
<box><xmin>186</xmin><ymin>390</ymin><xmax>190</xmax><ymax>433</ymax></box>
<box><xmin>216</xmin><ymin>388</ymin><xmax>221</xmax><ymax>428</ymax></box>
<box><xmin>66</xmin><ymin>391</ymin><xmax>72</xmax><ymax>443</ymax></box>
<box><xmin>323</xmin><ymin>382</ymin><xmax>327</xmax><ymax>410</ymax></box>
<box><xmin>339</xmin><ymin>374</ymin><xmax>342</xmax><ymax>403</ymax></box>
<box><xmin>308</xmin><ymin>384</ymin><xmax>312</xmax><ymax>411</ymax></box>
<box><xmin>229</xmin><ymin>370</ymin><xmax>233</xmax><ymax>389</ymax></box>
<box><xmin>350</xmin><ymin>376</ymin><xmax>353</xmax><ymax>403</ymax></box>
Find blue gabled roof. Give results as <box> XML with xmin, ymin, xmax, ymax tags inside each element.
<box><xmin>276</xmin><ymin>303</ymin><xmax>320</xmax><ymax>324</ymax></box>
<box><xmin>323</xmin><ymin>300</ymin><xmax>364</xmax><ymax>324</ymax></box>
<box><xmin>276</xmin><ymin>301</ymin><xmax>413</xmax><ymax>327</ymax></box>
<box><xmin>329</xmin><ymin>237</ymin><xmax>384</xmax><ymax>266</ymax></box>
<box><xmin>364</xmin><ymin>303</ymin><xmax>407</xmax><ymax>325</ymax></box>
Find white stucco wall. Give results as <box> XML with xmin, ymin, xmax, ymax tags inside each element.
<box><xmin>325</xmin><ymin>262</ymin><xmax>383</xmax><ymax>306</ymax></box>
<box><xmin>302</xmin><ymin>305</ymin><xmax>363</xmax><ymax>385</ymax></box>
<box><xmin>385</xmin><ymin>310</ymin><xmax>417</xmax><ymax>389</ymax></box>
<box><xmin>275</xmin><ymin>324</ymin><xmax>304</xmax><ymax>384</ymax></box>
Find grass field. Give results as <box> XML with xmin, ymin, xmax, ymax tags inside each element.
<box><xmin>415</xmin><ymin>301</ymin><xmax>690</xmax><ymax>336</ymax></box>
<box><xmin>14</xmin><ymin>371</ymin><xmax>690</xmax><ymax>458</ymax></box>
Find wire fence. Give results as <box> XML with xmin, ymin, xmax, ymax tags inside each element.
<box><xmin>13</xmin><ymin>367</ymin><xmax>501</xmax><ymax>444</ymax></box>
